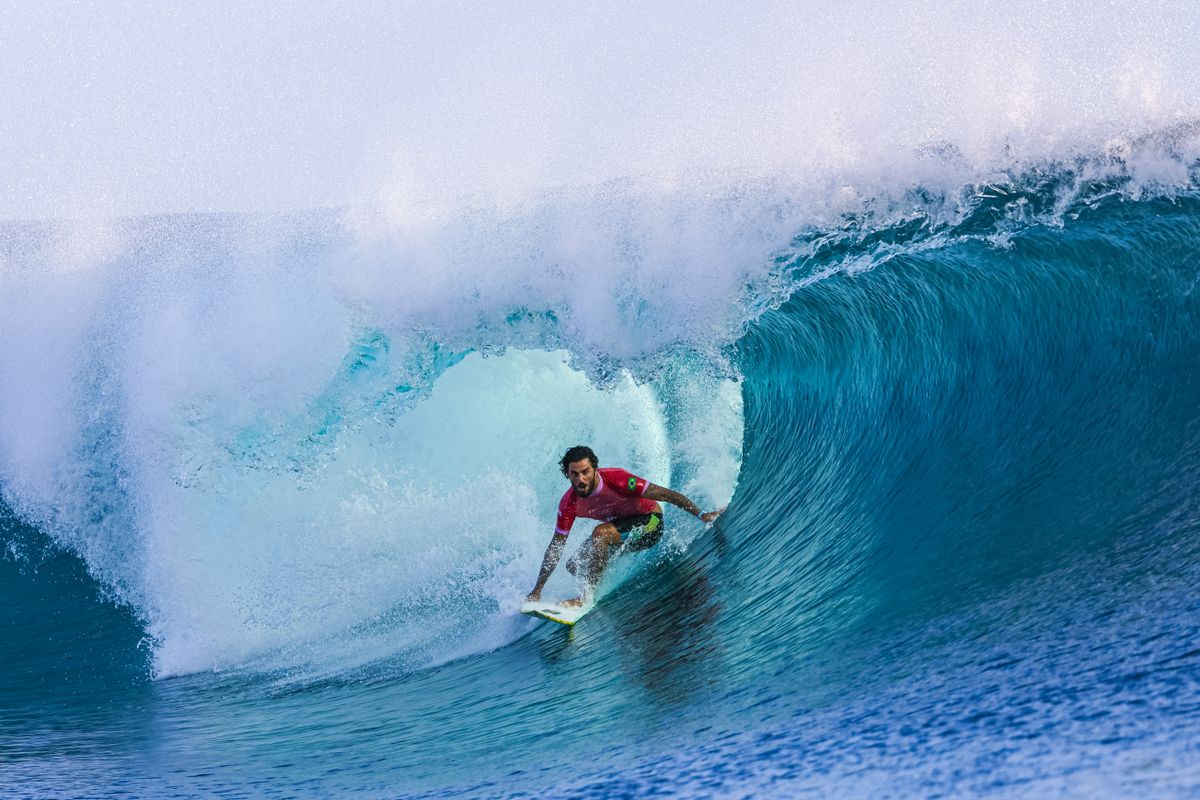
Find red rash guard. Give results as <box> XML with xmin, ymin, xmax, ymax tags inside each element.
<box><xmin>555</xmin><ymin>467</ymin><xmax>660</xmax><ymax>536</ymax></box>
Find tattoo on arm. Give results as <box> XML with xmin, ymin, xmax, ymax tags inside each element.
<box><xmin>644</xmin><ymin>484</ymin><xmax>702</xmax><ymax>517</ymax></box>
<box><xmin>534</xmin><ymin>534</ymin><xmax>567</xmax><ymax>590</ymax></box>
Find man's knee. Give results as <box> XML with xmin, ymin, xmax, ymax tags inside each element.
<box><xmin>591</xmin><ymin>522</ymin><xmax>620</xmax><ymax>547</ymax></box>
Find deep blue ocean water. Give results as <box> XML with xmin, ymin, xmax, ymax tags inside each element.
<box><xmin>3</xmin><ymin>146</ymin><xmax>1200</xmax><ymax>797</ymax></box>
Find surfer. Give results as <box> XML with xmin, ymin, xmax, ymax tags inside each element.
<box><xmin>526</xmin><ymin>445</ymin><xmax>723</xmax><ymax>605</ymax></box>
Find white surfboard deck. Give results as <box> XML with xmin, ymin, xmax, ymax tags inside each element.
<box><xmin>521</xmin><ymin>599</ymin><xmax>594</xmax><ymax>626</ymax></box>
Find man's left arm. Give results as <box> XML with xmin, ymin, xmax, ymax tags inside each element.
<box><xmin>643</xmin><ymin>483</ymin><xmax>724</xmax><ymax>523</ymax></box>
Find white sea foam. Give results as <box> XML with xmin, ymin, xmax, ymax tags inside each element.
<box><xmin>2</xmin><ymin>2</ymin><xmax>1198</xmax><ymax>219</ymax></box>
<box><xmin>0</xmin><ymin>224</ymin><xmax>743</xmax><ymax>676</ymax></box>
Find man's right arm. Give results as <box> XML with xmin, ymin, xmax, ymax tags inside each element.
<box><xmin>527</xmin><ymin>533</ymin><xmax>568</xmax><ymax>600</ymax></box>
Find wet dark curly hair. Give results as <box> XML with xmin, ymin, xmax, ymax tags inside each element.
<box><xmin>559</xmin><ymin>445</ymin><xmax>598</xmax><ymax>476</ymax></box>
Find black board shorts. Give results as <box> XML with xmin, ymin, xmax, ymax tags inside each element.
<box><xmin>612</xmin><ymin>510</ymin><xmax>664</xmax><ymax>547</ymax></box>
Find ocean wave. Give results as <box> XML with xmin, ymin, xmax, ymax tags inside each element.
<box><xmin>1</xmin><ymin>133</ymin><xmax>1197</xmax><ymax>681</ymax></box>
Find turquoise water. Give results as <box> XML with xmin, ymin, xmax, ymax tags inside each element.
<box><xmin>3</xmin><ymin>142</ymin><xmax>1200</xmax><ymax>796</ymax></box>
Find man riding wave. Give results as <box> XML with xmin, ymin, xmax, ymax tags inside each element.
<box><xmin>527</xmin><ymin>445</ymin><xmax>723</xmax><ymax>606</ymax></box>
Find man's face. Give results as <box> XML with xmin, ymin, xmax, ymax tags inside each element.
<box><xmin>567</xmin><ymin>459</ymin><xmax>598</xmax><ymax>496</ymax></box>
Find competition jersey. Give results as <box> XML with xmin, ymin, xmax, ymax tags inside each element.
<box><xmin>555</xmin><ymin>467</ymin><xmax>660</xmax><ymax>536</ymax></box>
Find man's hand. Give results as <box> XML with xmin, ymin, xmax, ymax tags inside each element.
<box><xmin>700</xmin><ymin>506</ymin><xmax>727</xmax><ymax>524</ymax></box>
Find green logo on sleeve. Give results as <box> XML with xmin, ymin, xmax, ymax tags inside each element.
<box><xmin>628</xmin><ymin>476</ymin><xmax>637</xmax><ymax>492</ymax></box>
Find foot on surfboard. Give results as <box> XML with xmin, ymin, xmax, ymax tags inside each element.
<box><xmin>521</xmin><ymin>597</ymin><xmax>594</xmax><ymax>626</ymax></box>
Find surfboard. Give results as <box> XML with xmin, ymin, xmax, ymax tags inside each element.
<box><xmin>521</xmin><ymin>599</ymin><xmax>594</xmax><ymax>626</ymax></box>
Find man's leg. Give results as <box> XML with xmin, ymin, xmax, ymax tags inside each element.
<box><xmin>563</xmin><ymin>522</ymin><xmax>620</xmax><ymax>605</ymax></box>
<box><xmin>584</xmin><ymin>521</ymin><xmax>621</xmax><ymax>587</ymax></box>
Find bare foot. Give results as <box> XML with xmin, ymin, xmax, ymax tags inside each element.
<box><xmin>562</xmin><ymin>597</ymin><xmax>586</xmax><ymax>607</ymax></box>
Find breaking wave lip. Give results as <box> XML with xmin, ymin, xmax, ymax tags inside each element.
<box><xmin>1</xmin><ymin>123</ymin><xmax>1198</xmax><ymax>679</ymax></box>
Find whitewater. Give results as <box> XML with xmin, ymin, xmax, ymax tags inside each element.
<box><xmin>3</xmin><ymin>3</ymin><xmax>1200</xmax><ymax>797</ymax></box>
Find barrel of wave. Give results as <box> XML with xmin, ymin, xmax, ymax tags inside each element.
<box><xmin>144</xmin><ymin>348</ymin><xmax>742</xmax><ymax>678</ymax></box>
